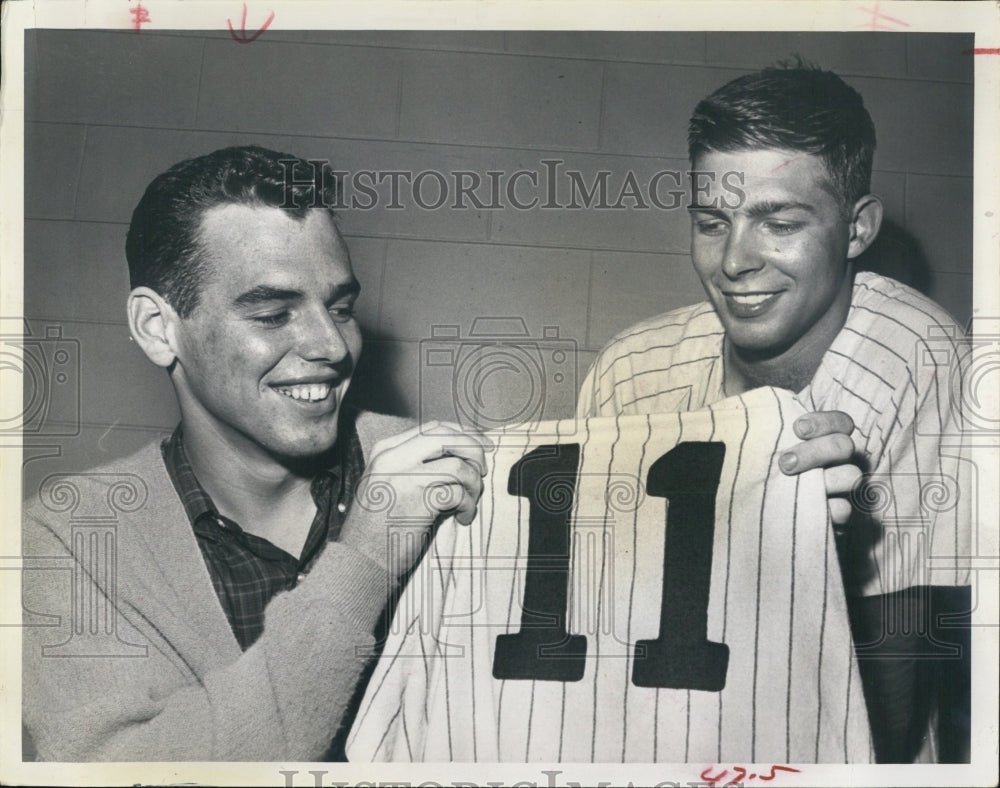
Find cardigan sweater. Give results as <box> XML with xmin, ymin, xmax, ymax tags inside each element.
<box><xmin>22</xmin><ymin>410</ymin><xmax>412</xmax><ymax>761</ymax></box>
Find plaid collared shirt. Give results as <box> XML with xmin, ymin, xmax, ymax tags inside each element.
<box><xmin>161</xmin><ymin>417</ymin><xmax>365</xmax><ymax>651</ymax></box>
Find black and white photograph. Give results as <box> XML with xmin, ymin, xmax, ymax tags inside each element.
<box><xmin>2</xmin><ymin>1</ymin><xmax>997</xmax><ymax>786</ymax></box>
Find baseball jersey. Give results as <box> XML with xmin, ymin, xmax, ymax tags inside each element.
<box><xmin>577</xmin><ymin>272</ymin><xmax>973</xmax><ymax>598</ymax></box>
<box><xmin>347</xmin><ymin>386</ymin><xmax>873</xmax><ymax>763</ymax></box>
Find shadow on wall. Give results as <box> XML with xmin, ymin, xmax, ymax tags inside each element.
<box><xmin>854</xmin><ymin>218</ymin><xmax>933</xmax><ymax>297</ymax></box>
<box><xmin>345</xmin><ymin>332</ymin><xmax>411</xmax><ymax>418</ymax></box>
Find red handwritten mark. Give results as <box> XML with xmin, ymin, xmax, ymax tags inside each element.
<box><xmin>857</xmin><ymin>0</ymin><xmax>910</xmax><ymax>30</ymax></box>
<box><xmin>129</xmin><ymin>2</ymin><xmax>151</xmax><ymax>31</ymax></box>
<box><xmin>701</xmin><ymin>767</ymin><xmax>729</xmax><ymax>787</ymax></box>
<box><xmin>963</xmin><ymin>48</ymin><xmax>1000</xmax><ymax>55</ymax></box>
<box><xmin>760</xmin><ymin>765</ymin><xmax>802</xmax><ymax>780</ymax></box>
<box><xmin>701</xmin><ymin>764</ymin><xmax>802</xmax><ymax>786</ymax></box>
<box><xmin>768</xmin><ymin>156</ymin><xmax>798</xmax><ymax>174</ymax></box>
<box><xmin>228</xmin><ymin>3</ymin><xmax>275</xmax><ymax>44</ymax></box>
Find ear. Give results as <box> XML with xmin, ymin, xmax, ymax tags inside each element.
<box><xmin>846</xmin><ymin>194</ymin><xmax>883</xmax><ymax>259</ymax></box>
<box><xmin>127</xmin><ymin>287</ymin><xmax>181</xmax><ymax>369</ymax></box>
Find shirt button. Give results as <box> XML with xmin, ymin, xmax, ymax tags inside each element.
<box><xmin>297</xmin><ymin>573</ymin><xmax>307</xmax><ymax>583</ymax></box>
<box><xmin>337</xmin><ymin>502</ymin><xmax>347</xmax><ymax>514</ymax></box>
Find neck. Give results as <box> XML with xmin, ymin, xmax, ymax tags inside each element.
<box><xmin>724</xmin><ymin>339</ymin><xmax>818</xmax><ymax>395</ymax></box>
<box><xmin>177</xmin><ymin>413</ymin><xmax>331</xmax><ymax>530</ymax></box>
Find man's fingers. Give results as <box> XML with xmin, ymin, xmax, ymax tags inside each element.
<box><xmin>779</xmin><ymin>432</ymin><xmax>855</xmax><ymax>474</ymax></box>
<box><xmin>371</xmin><ymin>428</ymin><xmax>489</xmax><ymax>476</ymax></box>
<box><xmin>829</xmin><ymin>497</ymin><xmax>853</xmax><ymax>528</ymax></box>
<box><xmin>453</xmin><ymin>490</ymin><xmax>479</xmax><ymax>525</ymax></box>
<box><xmin>793</xmin><ymin>410</ymin><xmax>854</xmax><ymax>440</ymax></box>
<box><xmin>423</xmin><ymin>440</ymin><xmax>489</xmax><ymax>478</ymax></box>
<box><xmin>371</xmin><ymin>420</ymin><xmax>490</xmax><ymax>454</ymax></box>
<box><xmin>421</xmin><ymin>478</ymin><xmax>480</xmax><ymax>525</ymax></box>
<box><xmin>824</xmin><ymin>463</ymin><xmax>863</xmax><ymax>497</ymax></box>
<box><xmin>825</xmin><ymin>464</ymin><xmax>863</xmax><ymax>528</ymax></box>
<box><xmin>430</xmin><ymin>458</ymin><xmax>484</xmax><ymax>501</ymax></box>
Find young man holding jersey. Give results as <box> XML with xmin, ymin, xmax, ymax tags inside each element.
<box><xmin>579</xmin><ymin>64</ymin><xmax>972</xmax><ymax>762</ymax></box>
<box><xmin>21</xmin><ymin>146</ymin><xmax>488</xmax><ymax>761</ymax></box>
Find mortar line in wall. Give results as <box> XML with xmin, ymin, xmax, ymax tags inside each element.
<box><xmin>44</xmin><ymin>29</ymin><xmax>976</xmax><ymax>86</ymax></box>
<box><xmin>25</xmin><ymin>217</ymin><xmax>131</xmax><ymax>227</ymax></box>
<box><xmin>20</xmin><ymin>213</ymin><xmax>974</xmax><ymax>271</ymax></box>
<box><xmin>357</xmin><ymin>335</ymin><xmax>610</xmax><ymax>355</ymax></box>
<box><xmin>179</xmin><ymin>32</ymin><xmax>984</xmax><ymax>85</ymax></box>
<box><xmin>21</xmin><ymin>218</ymin><xmax>973</xmax><ymax>270</ymax></box>
<box><xmin>596</xmin><ymin>62</ymin><xmax>608</xmax><ymax>151</ymax></box>
<box><xmin>339</xmin><ymin>233</ymin><xmax>698</xmax><ymax>257</ymax></box>
<box><xmin>394</xmin><ymin>67</ymin><xmax>404</xmax><ymax>139</ymax></box>
<box><xmin>70</xmin><ymin>125</ymin><xmax>90</xmax><ymax>220</ymax></box>
<box><xmin>21</xmin><ymin>216</ymin><xmax>695</xmax><ymax>257</ymax></box>
<box><xmin>22</xmin><ymin>315</ymin><xmax>132</xmax><ymax>329</ymax></box>
<box><xmin>375</xmin><ymin>239</ymin><xmax>389</xmax><ymax>334</ymax></box>
<box><xmin>192</xmin><ymin>37</ymin><xmax>209</xmax><ymax>125</ymax></box>
<box><xmin>484</xmin><ymin>152</ymin><xmax>496</xmax><ymax>241</ymax></box>
<box><xmin>584</xmin><ymin>251</ymin><xmax>595</xmax><ymax>350</ymax></box>
<box><xmin>902</xmin><ymin>172</ymin><xmax>908</xmax><ymax>229</ymax></box>
<box><xmin>24</xmin><ymin>120</ymin><xmax>975</xmax><ymax>177</ymax></box>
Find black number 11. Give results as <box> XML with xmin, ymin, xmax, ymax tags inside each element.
<box><xmin>493</xmin><ymin>440</ymin><xmax>729</xmax><ymax>691</ymax></box>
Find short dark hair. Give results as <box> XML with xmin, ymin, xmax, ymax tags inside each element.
<box><xmin>125</xmin><ymin>145</ymin><xmax>340</xmax><ymax>317</ymax></box>
<box><xmin>687</xmin><ymin>62</ymin><xmax>876</xmax><ymax>208</ymax></box>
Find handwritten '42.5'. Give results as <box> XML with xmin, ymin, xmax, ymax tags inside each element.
<box><xmin>701</xmin><ymin>764</ymin><xmax>802</xmax><ymax>787</ymax></box>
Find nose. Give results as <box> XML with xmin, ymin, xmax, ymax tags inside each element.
<box><xmin>719</xmin><ymin>224</ymin><xmax>766</xmax><ymax>279</ymax></box>
<box><xmin>298</xmin><ymin>306</ymin><xmax>353</xmax><ymax>364</ymax></box>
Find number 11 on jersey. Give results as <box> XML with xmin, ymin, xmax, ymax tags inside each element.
<box><xmin>493</xmin><ymin>440</ymin><xmax>729</xmax><ymax>692</ymax></box>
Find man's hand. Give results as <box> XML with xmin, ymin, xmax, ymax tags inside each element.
<box><xmin>339</xmin><ymin>421</ymin><xmax>489</xmax><ymax>579</ymax></box>
<box><xmin>778</xmin><ymin>410</ymin><xmax>863</xmax><ymax>527</ymax></box>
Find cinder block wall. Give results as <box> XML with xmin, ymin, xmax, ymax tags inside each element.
<box><xmin>22</xmin><ymin>31</ymin><xmax>974</xmax><ymax>495</ymax></box>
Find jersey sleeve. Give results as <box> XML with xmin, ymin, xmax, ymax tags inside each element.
<box><xmin>576</xmin><ymin>355</ymin><xmax>602</xmax><ymax>419</ymax></box>
<box><xmin>858</xmin><ymin>330</ymin><xmax>972</xmax><ymax>595</ymax></box>
<box><xmin>801</xmin><ymin>276</ymin><xmax>974</xmax><ymax>598</ymax></box>
<box><xmin>346</xmin><ymin>516</ymin><xmax>462</xmax><ymax>761</ymax></box>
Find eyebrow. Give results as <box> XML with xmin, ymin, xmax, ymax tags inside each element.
<box><xmin>687</xmin><ymin>200</ymin><xmax>817</xmax><ymax>218</ymax></box>
<box><xmin>233</xmin><ymin>280</ymin><xmax>360</xmax><ymax>308</ymax></box>
<box><xmin>233</xmin><ymin>286</ymin><xmax>302</xmax><ymax>308</ymax></box>
<box><xmin>744</xmin><ymin>200</ymin><xmax>816</xmax><ymax>218</ymax></box>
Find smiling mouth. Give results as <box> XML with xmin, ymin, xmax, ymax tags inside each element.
<box><xmin>722</xmin><ymin>291</ymin><xmax>782</xmax><ymax>317</ymax></box>
<box><xmin>729</xmin><ymin>293</ymin><xmax>776</xmax><ymax>306</ymax></box>
<box><xmin>273</xmin><ymin>382</ymin><xmax>334</xmax><ymax>402</ymax></box>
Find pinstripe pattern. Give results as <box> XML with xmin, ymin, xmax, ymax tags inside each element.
<box><xmin>346</xmin><ymin>387</ymin><xmax>871</xmax><ymax>762</ymax></box>
<box><xmin>577</xmin><ymin>272</ymin><xmax>972</xmax><ymax>598</ymax></box>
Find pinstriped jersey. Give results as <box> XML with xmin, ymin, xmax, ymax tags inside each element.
<box><xmin>577</xmin><ymin>272</ymin><xmax>972</xmax><ymax>597</ymax></box>
<box><xmin>347</xmin><ymin>387</ymin><xmax>873</xmax><ymax>762</ymax></box>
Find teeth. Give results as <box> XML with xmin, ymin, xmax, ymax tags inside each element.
<box><xmin>275</xmin><ymin>383</ymin><xmax>332</xmax><ymax>402</ymax></box>
<box><xmin>731</xmin><ymin>293</ymin><xmax>774</xmax><ymax>306</ymax></box>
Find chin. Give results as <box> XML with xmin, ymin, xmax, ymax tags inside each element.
<box><xmin>265</xmin><ymin>430</ymin><xmax>340</xmax><ymax>461</ymax></box>
<box><xmin>727</xmin><ymin>329</ymin><xmax>793</xmax><ymax>359</ymax></box>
